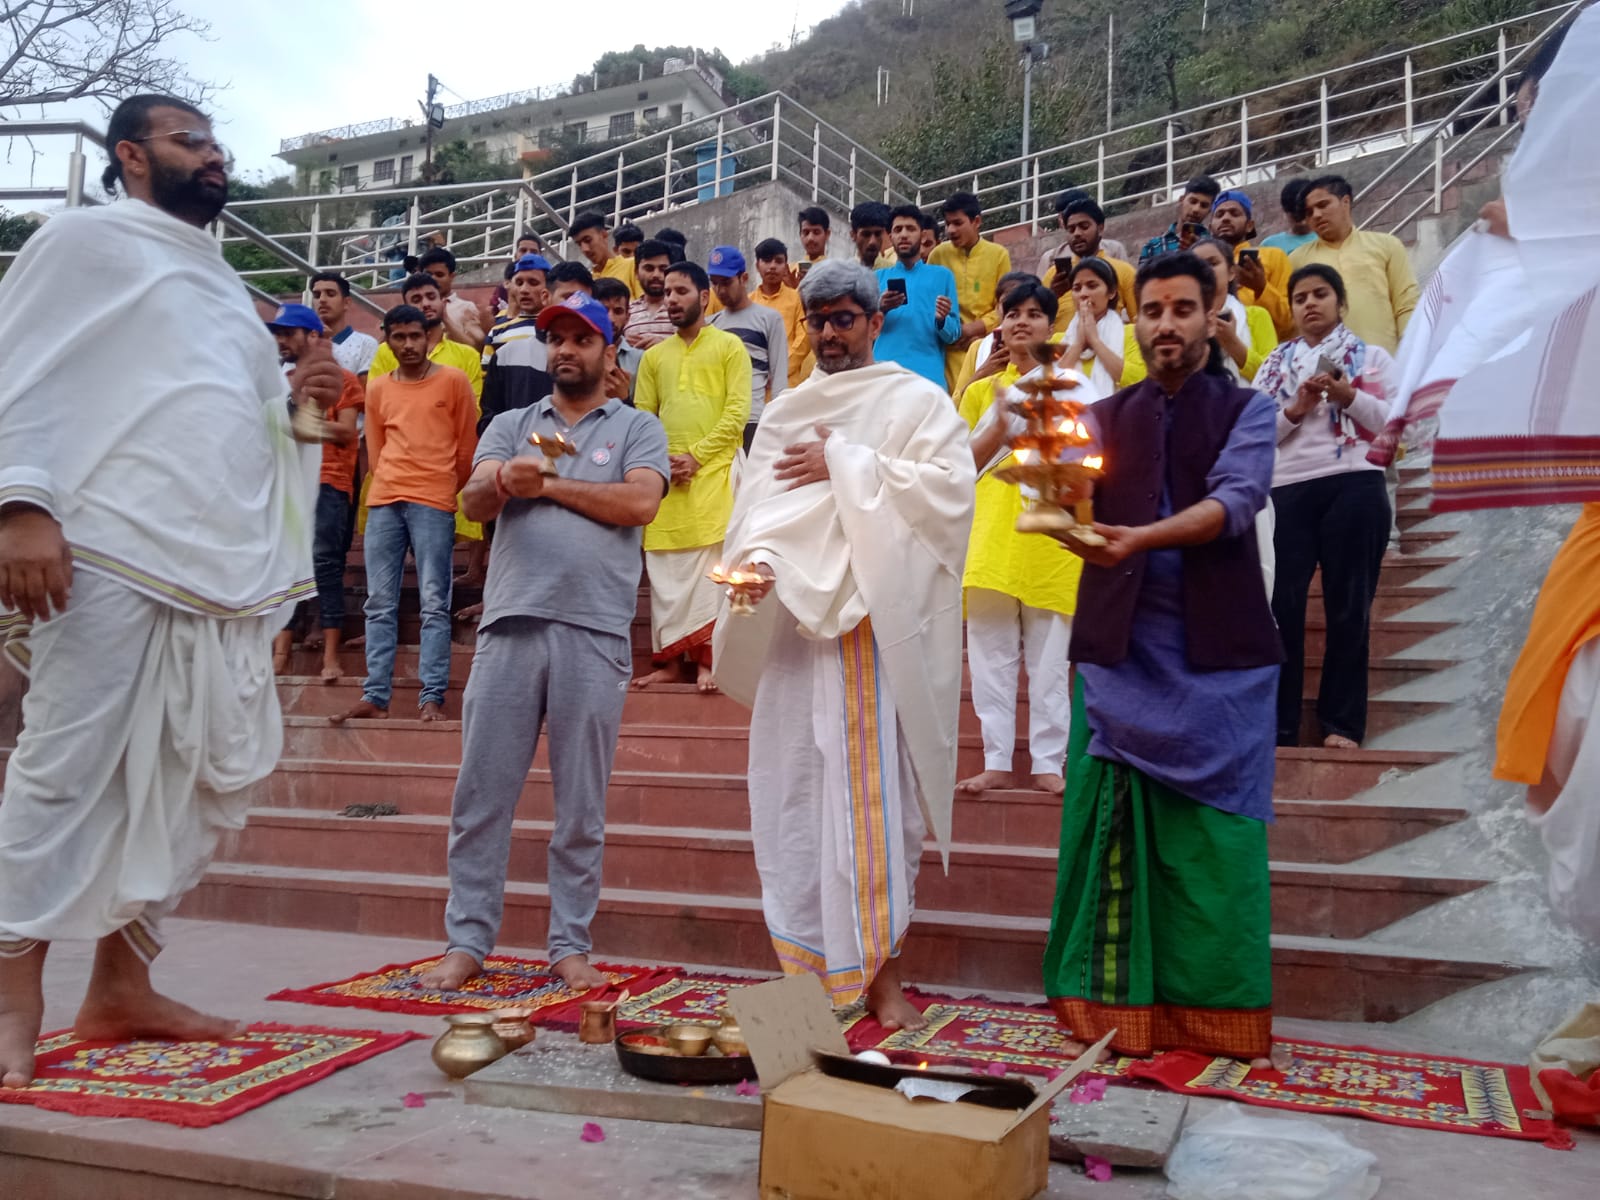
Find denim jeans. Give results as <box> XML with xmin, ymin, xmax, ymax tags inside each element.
<box><xmin>313</xmin><ymin>483</ymin><xmax>356</xmax><ymax>631</ymax></box>
<box><xmin>361</xmin><ymin>501</ymin><xmax>456</xmax><ymax>709</ymax></box>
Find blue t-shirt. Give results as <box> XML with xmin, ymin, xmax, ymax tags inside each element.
<box><xmin>874</xmin><ymin>259</ymin><xmax>962</xmax><ymax>387</ymax></box>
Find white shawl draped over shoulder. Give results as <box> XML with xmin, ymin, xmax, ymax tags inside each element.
<box><xmin>0</xmin><ymin>199</ymin><xmax>316</xmax><ymax>623</ymax></box>
<box><xmin>713</xmin><ymin>360</ymin><xmax>976</xmax><ymax>863</ymax></box>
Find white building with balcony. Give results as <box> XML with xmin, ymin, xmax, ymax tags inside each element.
<box><xmin>277</xmin><ymin>61</ymin><xmax>729</xmax><ymax>194</ymax></box>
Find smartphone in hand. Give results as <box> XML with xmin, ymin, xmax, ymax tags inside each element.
<box><xmin>1315</xmin><ymin>353</ymin><xmax>1344</xmax><ymax>380</ymax></box>
<box><xmin>885</xmin><ymin>278</ymin><xmax>907</xmax><ymax>296</ymax></box>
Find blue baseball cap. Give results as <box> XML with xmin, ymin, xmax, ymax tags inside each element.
<box><xmin>513</xmin><ymin>253</ymin><xmax>552</xmax><ymax>274</ymax></box>
<box><xmin>535</xmin><ymin>291</ymin><xmax>615</xmax><ymax>343</ymax></box>
<box><xmin>266</xmin><ymin>303</ymin><xmax>324</xmax><ymax>333</ymax></box>
<box><xmin>1212</xmin><ymin>189</ymin><xmax>1253</xmax><ymax>218</ymax></box>
<box><xmin>706</xmin><ymin>246</ymin><xmax>747</xmax><ymax>278</ymax></box>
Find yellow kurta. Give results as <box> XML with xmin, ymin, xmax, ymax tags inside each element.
<box><xmin>1116</xmin><ymin>306</ymin><xmax>1276</xmax><ymax>385</ymax></box>
<box><xmin>363</xmin><ymin>337</ymin><xmax>485</xmax><ymax>539</ymax></box>
<box><xmin>1043</xmin><ymin>251</ymin><xmax>1137</xmax><ymax>329</ymax></box>
<box><xmin>634</xmin><ymin>325</ymin><xmax>751</xmax><ymax>552</ymax></box>
<box><xmin>1289</xmin><ymin>230</ymin><xmax>1419</xmax><ymax>354</ymax></box>
<box><xmin>1235</xmin><ymin>241</ymin><xmax>1294</xmax><ymax>339</ymax></box>
<box><xmin>752</xmin><ymin>283</ymin><xmax>815</xmax><ymax>387</ymax></box>
<box><xmin>958</xmin><ymin>364</ymin><xmax>1082</xmax><ymax>617</ymax></box>
<box><xmin>597</xmin><ymin>254</ymin><xmax>642</xmax><ymax>299</ymax></box>
<box><xmin>930</xmin><ymin>238</ymin><xmax>1013</xmax><ymax>391</ymax></box>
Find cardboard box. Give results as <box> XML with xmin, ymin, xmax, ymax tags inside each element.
<box><xmin>729</xmin><ymin>975</ymin><xmax>1112</xmax><ymax>1200</ymax></box>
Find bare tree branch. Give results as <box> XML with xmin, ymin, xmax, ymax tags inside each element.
<box><xmin>0</xmin><ymin>0</ymin><xmax>212</xmax><ymax>111</ymax></box>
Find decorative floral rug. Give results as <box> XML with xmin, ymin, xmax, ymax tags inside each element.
<box><xmin>847</xmin><ymin>997</ymin><xmax>1135</xmax><ymax>1079</ymax></box>
<box><xmin>0</xmin><ymin>1023</ymin><xmax>424</xmax><ymax>1127</ymax></box>
<box><xmin>266</xmin><ymin>955</ymin><xmax>672</xmax><ymax>1020</ymax></box>
<box><xmin>848</xmin><ymin>994</ymin><xmax>1570</xmax><ymax>1145</ymax></box>
<box><xmin>1129</xmin><ymin>1041</ymin><xmax>1572</xmax><ymax>1147</ymax></box>
<box><xmin>610</xmin><ymin>972</ymin><xmax>869</xmax><ymax>1036</ymax></box>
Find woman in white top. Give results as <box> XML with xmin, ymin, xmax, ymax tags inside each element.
<box><xmin>1256</xmin><ymin>264</ymin><xmax>1395</xmax><ymax>749</ymax></box>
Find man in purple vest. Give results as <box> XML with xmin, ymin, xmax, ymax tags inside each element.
<box><xmin>1041</xmin><ymin>251</ymin><xmax>1283</xmax><ymax>1068</ymax></box>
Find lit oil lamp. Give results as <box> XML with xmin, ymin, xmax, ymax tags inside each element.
<box><xmin>993</xmin><ymin>340</ymin><xmax>1107</xmax><ymax>547</ymax></box>
<box><xmin>709</xmin><ymin>564</ymin><xmax>766</xmax><ymax>615</ymax></box>
<box><xmin>528</xmin><ymin>431</ymin><xmax>577</xmax><ymax>475</ymax></box>
<box><xmin>289</xmin><ymin>401</ymin><xmax>346</xmax><ymax>445</ymax></box>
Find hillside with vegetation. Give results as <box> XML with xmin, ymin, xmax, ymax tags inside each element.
<box><xmin>738</xmin><ymin>0</ymin><xmax>1553</xmax><ymax>181</ymax></box>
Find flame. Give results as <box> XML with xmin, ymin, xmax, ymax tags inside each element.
<box><xmin>1074</xmin><ymin>421</ymin><xmax>1090</xmax><ymax>439</ymax></box>
<box><xmin>917</xmin><ymin>1061</ymin><xmax>929</xmax><ymax>1071</ymax></box>
<box><xmin>1015</xmin><ymin>448</ymin><xmax>1034</xmax><ymax>465</ymax></box>
<box><xmin>1083</xmin><ymin>455</ymin><xmax>1104</xmax><ymax>470</ymax></box>
<box><xmin>728</xmin><ymin>572</ymin><xmax>745</xmax><ymax>586</ymax></box>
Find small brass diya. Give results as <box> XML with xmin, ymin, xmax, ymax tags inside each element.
<box><xmin>528</xmin><ymin>430</ymin><xmax>578</xmax><ymax>475</ymax></box>
<box><xmin>709</xmin><ymin>564</ymin><xmax>766</xmax><ymax>616</ymax></box>
<box><xmin>431</xmin><ymin>1012</ymin><xmax>508</xmax><ymax>1079</ymax></box>
<box><xmin>665</xmin><ymin>1023</ymin><xmax>714</xmax><ymax>1056</ymax></box>
<box><xmin>712</xmin><ymin>1008</ymin><xmax>749</xmax><ymax>1058</ymax></box>
<box><xmin>491</xmin><ymin>1007</ymin><xmax>537</xmax><ymax>1051</ymax></box>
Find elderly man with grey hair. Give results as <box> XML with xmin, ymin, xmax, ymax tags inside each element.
<box><xmin>712</xmin><ymin>260</ymin><xmax>976</xmax><ymax>1030</ymax></box>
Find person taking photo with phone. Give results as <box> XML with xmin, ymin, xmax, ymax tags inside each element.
<box><xmin>875</xmin><ymin>204</ymin><xmax>962</xmax><ymax>388</ymax></box>
<box><xmin>1254</xmin><ymin>264</ymin><xmax>1394</xmax><ymax>750</ymax></box>
<box><xmin>1138</xmin><ymin>176</ymin><xmax>1221</xmax><ymax>265</ymax></box>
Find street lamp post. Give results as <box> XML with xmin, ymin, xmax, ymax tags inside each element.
<box><xmin>1006</xmin><ymin>0</ymin><xmax>1046</xmax><ymax>219</ymax></box>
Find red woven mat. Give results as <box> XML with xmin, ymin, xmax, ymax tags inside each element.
<box><xmin>1130</xmin><ymin>1041</ymin><xmax>1572</xmax><ymax>1147</ymax></box>
<box><xmin>849</xmin><ymin>992</ymin><xmax>1571</xmax><ymax>1145</ymax></box>
<box><xmin>0</xmin><ymin>1023</ymin><xmax>424</xmax><ymax>1127</ymax></box>
<box><xmin>266</xmin><ymin>954</ymin><xmax>675</xmax><ymax>1021</ymax></box>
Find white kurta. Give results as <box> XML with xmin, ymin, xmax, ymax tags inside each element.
<box><xmin>1526</xmin><ymin>638</ymin><xmax>1600</xmax><ymax>940</ymax></box>
<box><xmin>0</xmin><ymin>199</ymin><xmax>312</xmax><ymax>954</ymax></box>
<box><xmin>715</xmin><ymin>360</ymin><xmax>975</xmax><ymax>1000</ymax></box>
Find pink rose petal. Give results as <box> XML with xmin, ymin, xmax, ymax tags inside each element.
<box><xmin>580</xmin><ymin>1121</ymin><xmax>606</xmax><ymax>1143</ymax></box>
<box><xmin>1070</xmin><ymin>1077</ymin><xmax>1109</xmax><ymax>1104</ymax></box>
<box><xmin>985</xmin><ymin>1062</ymin><xmax>1008</xmax><ymax>1077</ymax></box>
<box><xmin>735</xmin><ymin>1079</ymin><xmax>761</xmax><ymax>1097</ymax></box>
<box><xmin>401</xmin><ymin>1092</ymin><xmax>426</xmax><ymax>1109</ymax></box>
<box><xmin>1084</xmin><ymin>1154</ymin><xmax>1113</xmax><ymax>1182</ymax></box>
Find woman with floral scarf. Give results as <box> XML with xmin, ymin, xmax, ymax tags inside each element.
<box><xmin>1256</xmin><ymin>264</ymin><xmax>1395</xmax><ymax>749</ymax></box>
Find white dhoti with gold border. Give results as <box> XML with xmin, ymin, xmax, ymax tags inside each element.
<box><xmin>747</xmin><ymin>613</ymin><xmax>925</xmax><ymax>1005</ymax></box>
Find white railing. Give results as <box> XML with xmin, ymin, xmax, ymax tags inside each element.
<box><xmin>1</xmin><ymin>2</ymin><xmax>1577</xmax><ymax>300</ymax></box>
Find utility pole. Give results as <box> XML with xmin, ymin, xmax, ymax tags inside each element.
<box><xmin>420</xmin><ymin>74</ymin><xmax>444</xmax><ymax>173</ymax></box>
<box><xmin>1006</xmin><ymin>1</ymin><xmax>1045</xmax><ymax>213</ymax></box>
<box><xmin>1106</xmin><ymin>14</ymin><xmax>1115</xmax><ymax>130</ymax></box>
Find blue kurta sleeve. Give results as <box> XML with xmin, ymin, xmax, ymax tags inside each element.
<box><xmin>936</xmin><ymin>266</ymin><xmax>962</xmax><ymax>346</ymax></box>
<box><xmin>1204</xmin><ymin>390</ymin><xmax>1276</xmax><ymax>538</ymax></box>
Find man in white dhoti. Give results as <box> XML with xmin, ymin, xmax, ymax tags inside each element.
<box><xmin>0</xmin><ymin>94</ymin><xmax>336</xmax><ymax>1086</ymax></box>
<box><xmin>714</xmin><ymin>261</ymin><xmax>976</xmax><ymax>1029</ymax></box>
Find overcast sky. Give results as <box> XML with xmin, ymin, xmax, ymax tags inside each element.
<box><xmin>0</xmin><ymin>0</ymin><xmax>845</xmax><ymax>197</ymax></box>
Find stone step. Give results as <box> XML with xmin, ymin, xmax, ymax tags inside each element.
<box><xmin>275</xmin><ymin>678</ymin><xmax>1445</xmax><ymax>740</ymax></box>
<box><xmin>220</xmin><ymin>809</ymin><xmax>1490</xmax><ymax>939</ymax></box>
<box><xmin>281</xmin><ymin>717</ymin><xmax>1450</xmax><ymax>799</ymax></box>
<box><xmin>261</xmin><ymin>760</ymin><xmax>1466</xmax><ymax>860</ymax></box>
<box><xmin>179</xmin><ymin>862</ymin><xmax>1525</xmax><ymax>1023</ymax></box>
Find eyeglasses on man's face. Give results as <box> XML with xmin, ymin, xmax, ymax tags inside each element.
<box><xmin>132</xmin><ymin>129</ymin><xmax>234</xmax><ymax>172</ymax></box>
<box><xmin>804</xmin><ymin>309</ymin><xmax>868</xmax><ymax>334</ymax></box>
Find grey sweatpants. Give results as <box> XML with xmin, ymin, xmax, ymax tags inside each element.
<box><xmin>442</xmin><ymin>616</ymin><xmax>631</xmax><ymax>964</ymax></box>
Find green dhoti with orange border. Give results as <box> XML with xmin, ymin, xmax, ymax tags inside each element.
<box><xmin>1043</xmin><ymin>686</ymin><xmax>1273</xmax><ymax>1061</ymax></box>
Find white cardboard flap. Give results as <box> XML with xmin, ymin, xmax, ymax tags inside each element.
<box><xmin>1001</xmin><ymin>1028</ymin><xmax>1118</xmax><ymax>1136</ymax></box>
<box><xmin>728</xmin><ymin>974</ymin><xmax>851</xmax><ymax>1090</ymax></box>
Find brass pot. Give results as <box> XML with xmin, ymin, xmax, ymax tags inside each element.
<box><xmin>666</xmin><ymin>1023</ymin><xmax>714</xmax><ymax>1057</ymax></box>
<box><xmin>713</xmin><ymin>1008</ymin><xmax>748</xmax><ymax>1058</ymax></box>
<box><xmin>491</xmin><ymin>1008</ymin><xmax>537</xmax><ymax>1052</ymax></box>
<box><xmin>432</xmin><ymin>1013</ymin><xmax>508</xmax><ymax>1079</ymax></box>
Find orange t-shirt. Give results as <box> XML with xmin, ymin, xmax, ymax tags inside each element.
<box><xmin>364</xmin><ymin>365</ymin><xmax>478</xmax><ymax>513</ymax></box>
<box><xmin>319</xmin><ymin>369</ymin><xmax>365</xmax><ymax>496</ymax></box>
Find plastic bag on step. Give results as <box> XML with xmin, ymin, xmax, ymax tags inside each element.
<box><xmin>1164</xmin><ymin>1103</ymin><xmax>1380</xmax><ymax>1200</ymax></box>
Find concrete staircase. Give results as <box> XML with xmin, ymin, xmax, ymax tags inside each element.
<box><xmin>152</xmin><ymin>465</ymin><xmax>1539</xmax><ymax>1024</ymax></box>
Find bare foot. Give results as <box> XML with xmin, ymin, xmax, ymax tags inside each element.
<box><xmin>697</xmin><ymin>665</ymin><xmax>719</xmax><ymax>694</ymax></box>
<box><xmin>330</xmin><ymin>700</ymin><xmax>388</xmax><ymax>725</ymax></box>
<box><xmin>1248</xmin><ymin>1045</ymin><xmax>1295</xmax><ymax>1072</ymax></box>
<box><xmin>346</xmin><ymin>635</ymin><xmax>365</xmax><ymax>649</ymax></box>
<box><xmin>866</xmin><ymin>969</ymin><xmax>927</xmax><ymax>1032</ymax></box>
<box><xmin>303</xmin><ymin>630</ymin><xmax>325</xmax><ymax>652</ymax></box>
<box><xmin>452</xmin><ymin>572</ymin><xmax>486</xmax><ymax>589</ymax></box>
<box><xmin>73</xmin><ymin>989</ymin><xmax>240</xmax><ymax>1045</ymax></box>
<box><xmin>417</xmin><ymin>951</ymin><xmax>480</xmax><ymax>992</ymax></box>
<box><xmin>272</xmin><ymin>629</ymin><xmax>292</xmax><ymax>676</ymax></box>
<box><xmin>453</xmin><ymin>602</ymin><xmax>484</xmax><ymax>622</ymax></box>
<box><xmin>0</xmin><ymin>944</ymin><xmax>46</xmax><ymax>1088</ymax></box>
<box><xmin>419</xmin><ymin>701</ymin><xmax>447</xmax><ymax>722</ymax></box>
<box><xmin>1031</xmin><ymin>773</ymin><xmax>1065</xmax><ymax>794</ymax></box>
<box><xmin>319</xmin><ymin>666</ymin><xmax>341</xmax><ymax>684</ymax></box>
<box><xmin>551</xmin><ymin>954</ymin><xmax>608</xmax><ymax>992</ymax></box>
<box><xmin>955</xmin><ymin>769</ymin><xmax>1018</xmax><ymax>797</ymax></box>
<box><xmin>631</xmin><ymin>666</ymin><xmax>684</xmax><ymax>690</ymax></box>
<box><xmin>1322</xmin><ymin>733</ymin><xmax>1359</xmax><ymax>750</ymax></box>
